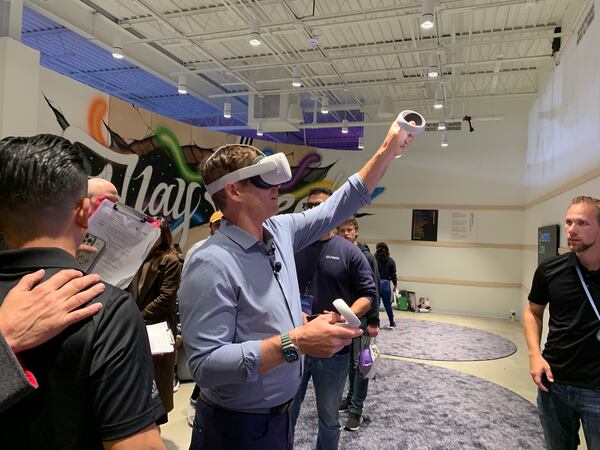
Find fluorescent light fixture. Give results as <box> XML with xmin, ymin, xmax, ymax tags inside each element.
<box><xmin>341</xmin><ymin>119</ymin><xmax>349</xmax><ymax>134</ymax></box>
<box><xmin>178</xmin><ymin>75</ymin><xmax>188</xmax><ymax>95</ymax></box>
<box><xmin>321</xmin><ymin>96</ymin><xmax>329</xmax><ymax>114</ymax></box>
<box><xmin>377</xmin><ymin>95</ymin><xmax>394</xmax><ymax>118</ymax></box>
<box><xmin>112</xmin><ymin>43</ymin><xmax>124</xmax><ymax>59</ymax></box>
<box><xmin>358</xmin><ymin>136</ymin><xmax>364</xmax><ymax>149</ymax></box>
<box><xmin>223</xmin><ymin>101</ymin><xmax>231</xmax><ymax>118</ymax></box>
<box><xmin>441</xmin><ymin>132</ymin><xmax>448</xmax><ymax>147</ymax></box>
<box><xmin>291</xmin><ymin>67</ymin><xmax>302</xmax><ymax>87</ymax></box>
<box><xmin>257</xmin><ymin>122</ymin><xmax>264</xmax><ymax>136</ymax></box>
<box><xmin>421</xmin><ymin>0</ymin><xmax>435</xmax><ymax>29</ymax></box>
<box><xmin>433</xmin><ymin>83</ymin><xmax>444</xmax><ymax>109</ymax></box>
<box><xmin>438</xmin><ymin>121</ymin><xmax>446</xmax><ymax>131</ymax></box>
<box><xmin>249</xmin><ymin>18</ymin><xmax>261</xmax><ymax>47</ymax></box>
<box><xmin>428</xmin><ymin>52</ymin><xmax>439</xmax><ymax>78</ymax></box>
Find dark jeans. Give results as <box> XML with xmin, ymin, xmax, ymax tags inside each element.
<box><xmin>290</xmin><ymin>352</ymin><xmax>350</xmax><ymax>450</ymax></box>
<box><xmin>190</xmin><ymin>398</ymin><xmax>293</xmax><ymax>450</ymax></box>
<box><xmin>379</xmin><ymin>279</ymin><xmax>395</xmax><ymax>326</ymax></box>
<box><xmin>537</xmin><ymin>381</ymin><xmax>600</xmax><ymax>450</ymax></box>
<box><xmin>345</xmin><ymin>331</ymin><xmax>371</xmax><ymax>416</ymax></box>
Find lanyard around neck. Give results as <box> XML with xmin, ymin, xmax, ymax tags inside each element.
<box><xmin>575</xmin><ymin>264</ymin><xmax>600</xmax><ymax>322</ymax></box>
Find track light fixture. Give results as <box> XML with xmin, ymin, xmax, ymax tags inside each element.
<box><xmin>112</xmin><ymin>42</ymin><xmax>124</xmax><ymax>59</ymax></box>
<box><xmin>249</xmin><ymin>18</ymin><xmax>261</xmax><ymax>47</ymax></box>
<box><xmin>441</xmin><ymin>132</ymin><xmax>448</xmax><ymax>147</ymax></box>
<box><xmin>291</xmin><ymin>67</ymin><xmax>302</xmax><ymax>87</ymax></box>
<box><xmin>433</xmin><ymin>83</ymin><xmax>444</xmax><ymax>109</ymax></box>
<box><xmin>341</xmin><ymin>119</ymin><xmax>349</xmax><ymax>134</ymax></box>
<box><xmin>178</xmin><ymin>75</ymin><xmax>187</xmax><ymax>95</ymax></box>
<box><xmin>428</xmin><ymin>52</ymin><xmax>439</xmax><ymax>78</ymax></box>
<box><xmin>438</xmin><ymin>121</ymin><xmax>446</xmax><ymax>131</ymax></box>
<box><xmin>358</xmin><ymin>136</ymin><xmax>364</xmax><ymax>149</ymax></box>
<box><xmin>223</xmin><ymin>101</ymin><xmax>231</xmax><ymax>118</ymax></box>
<box><xmin>421</xmin><ymin>0</ymin><xmax>435</xmax><ymax>30</ymax></box>
<box><xmin>321</xmin><ymin>96</ymin><xmax>329</xmax><ymax>114</ymax></box>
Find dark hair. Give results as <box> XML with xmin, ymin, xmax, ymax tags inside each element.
<box><xmin>149</xmin><ymin>217</ymin><xmax>176</xmax><ymax>271</ymax></box>
<box><xmin>0</xmin><ymin>134</ymin><xmax>89</xmax><ymax>233</ymax></box>
<box><xmin>200</xmin><ymin>144</ymin><xmax>260</xmax><ymax>210</ymax></box>
<box><xmin>307</xmin><ymin>187</ymin><xmax>333</xmax><ymax>197</ymax></box>
<box><xmin>375</xmin><ymin>242</ymin><xmax>390</xmax><ymax>261</ymax></box>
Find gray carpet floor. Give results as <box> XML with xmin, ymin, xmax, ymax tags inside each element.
<box><xmin>376</xmin><ymin>318</ymin><xmax>517</xmax><ymax>361</ymax></box>
<box><xmin>294</xmin><ymin>358</ymin><xmax>545</xmax><ymax>450</ymax></box>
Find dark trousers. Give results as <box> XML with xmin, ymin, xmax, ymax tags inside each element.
<box><xmin>190</xmin><ymin>398</ymin><xmax>293</xmax><ymax>450</ymax></box>
<box><xmin>379</xmin><ymin>279</ymin><xmax>395</xmax><ymax>326</ymax></box>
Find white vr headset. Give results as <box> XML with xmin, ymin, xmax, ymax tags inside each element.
<box><xmin>205</xmin><ymin>150</ymin><xmax>292</xmax><ymax>196</ymax></box>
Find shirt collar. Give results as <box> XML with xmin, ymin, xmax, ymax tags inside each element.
<box><xmin>0</xmin><ymin>247</ymin><xmax>82</xmax><ymax>272</ymax></box>
<box><xmin>219</xmin><ymin>219</ymin><xmax>272</xmax><ymax>251</ymax></box>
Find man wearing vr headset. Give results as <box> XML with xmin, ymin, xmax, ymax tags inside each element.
<box><xmin>179</xmin><ymin>119</ymin><xmax>417</xmax><ymax>450</ymax></box>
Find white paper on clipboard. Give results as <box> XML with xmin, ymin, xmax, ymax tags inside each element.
<box><xmin>86</xmin><ymin>199</ymin><xmax>160</xmax><ymax>288</ymax></box>
<box><xmin>146</xmin><ymin>322</ymin><xmax>175</xmax><ymax>355</ymax></box>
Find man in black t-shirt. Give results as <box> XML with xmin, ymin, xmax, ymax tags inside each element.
<box><xmin>524</xmin><ymin>196</ymin><xmax>600</xmax><ymax>450</ymax></box>
<box><xmin>0</xmin><ymin>135</ymin><xmax>166</xmax><ymax>450</ymax></box>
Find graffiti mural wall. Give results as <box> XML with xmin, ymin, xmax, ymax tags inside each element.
<box><xmin>34</xmin><ymin>68</ymin><xmax>363</xmax><ymax>250</ymax></box>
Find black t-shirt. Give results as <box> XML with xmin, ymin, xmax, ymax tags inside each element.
<box><xmin>0</xmin><ymin>248</ymin><xmax>165</xmax><ymax>449</ymax></box>
<box><xmin>529</xmin><ymin>252</ymin><xmax>600</xmax><ymax>389</ymax></box>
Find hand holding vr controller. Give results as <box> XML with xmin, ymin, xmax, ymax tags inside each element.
<box><xmin>294</xmin><ymin>301</ymin><xmax>363</xmax><ymax>358</ymax></box>
<box><xmin>382</xmin><ymin>110</ymin><xmax>426</xmax><ymax>159</ymax></box>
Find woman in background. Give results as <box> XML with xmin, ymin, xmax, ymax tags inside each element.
<box><xmin>375</xmin><ymin>242</ymin><xmax>397</xmax><ymax>329</ymax></box>
<box><xmin>129</xmin><ymin>217</ymin><xmax>181</xmax><ymax>417</ymax></box>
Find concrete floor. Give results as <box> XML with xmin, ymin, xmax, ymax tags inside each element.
<box><xmin>161</xmin><ymin>311</ymin><xmax>587</xmax><ymax>449</ymax></box>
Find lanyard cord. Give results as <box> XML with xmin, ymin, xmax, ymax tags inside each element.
<box><xmin>575</xmin><ymin>264</ymin><xmax>600</xmax><ymax>322</ymax></box>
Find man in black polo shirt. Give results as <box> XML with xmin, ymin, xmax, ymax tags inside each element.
<box><xmin>524</xmin><ymin>196</ymin><xmax>600</xmax><ymax>450</ymax></box>
<box><xmin>0</xmin><ymin>134</ymin><xmax>166</xmax><ymax>450</ymax></box>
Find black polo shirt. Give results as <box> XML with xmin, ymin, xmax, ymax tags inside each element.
<box><xmin>529</xmin><ymin>252</ymin><xmax>600</xmax><ymax>389</ymax></box>
<box><xmin>0</xmin><ymin>247</ymin><xmax>165</xmax><ymax>449</ymax></box>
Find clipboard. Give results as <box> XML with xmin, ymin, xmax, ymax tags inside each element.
<box><xmin>85</xmin><ymin>200</ymin><xmax>161</xmax><ymax>288</ymax></box>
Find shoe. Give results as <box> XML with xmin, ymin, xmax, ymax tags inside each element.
<box><xmin>187</xmin><ymin>399</ymin><xmax>196</xmax><ymax>427</ymax></box>
<box><xmin>345</xmin><ymin>413</ymin><xmax>363</xmax><ymax>431</ymax></box>
<box><xmin>338</xmin><ymin>398</ymin><xmax>350</xmax><ymax>412</ymax></box>
<box><xmin>173</xmin><ymin>378</ymin><xmax>180</xmax><ymax>393</ymax></box>
<box><xmin>388</xmin><ymin>323</ymin><xmax>396</xmax><ymax>329</ymax></box>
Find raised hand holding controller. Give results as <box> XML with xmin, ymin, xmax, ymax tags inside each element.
<box><xmin>395</xmin><ymin>110</ymin><xmax>426</xmax><ymax>157</ymax></box>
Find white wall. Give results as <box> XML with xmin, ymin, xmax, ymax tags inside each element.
<box><xmin>315</xmin><ymin>96</ymin><xmax>532</xmax><ymax>318</ymax></box>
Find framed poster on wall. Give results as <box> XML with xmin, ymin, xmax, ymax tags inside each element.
<box><xmin>411</xmin><ymin>209</ymin><xmax>438</xmax><ymax>242</ymax></box>
<box><xmin>538</xmin><ymin>225</ymin><xmax>560</xmax><ymax>265</ymax></box>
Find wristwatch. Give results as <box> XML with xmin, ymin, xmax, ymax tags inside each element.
<box><xmin>280</xmin><ymin>333</ymin><xmax>299</xmax><ymax>363</ymax></box>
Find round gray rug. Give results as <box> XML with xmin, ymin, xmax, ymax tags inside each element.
<box><xmin>376</xmin><ymin>318</ymin><xmax>517</xmax><ymax>361</ymax></box>
<box><xmin>294</xmin><ymin>358</ymin><xmax>545</xmax><ymax>450</ymax></box>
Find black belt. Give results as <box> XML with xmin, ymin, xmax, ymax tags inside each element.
<box><xmin>199</xmin><ymin>391</ymin><xmax>294</xmax><ymax>415</ymax></box>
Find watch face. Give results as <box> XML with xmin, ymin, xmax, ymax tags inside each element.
<box><xmin>283</xmin><ymin>348</ymin><xmax>299</xmax><ymax>363</ymax></box>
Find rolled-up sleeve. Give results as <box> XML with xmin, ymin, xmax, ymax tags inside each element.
<box><xmin>179</xmin><ymin>257</ymin><xmax>262</xmax><ymax>387</ymax></box>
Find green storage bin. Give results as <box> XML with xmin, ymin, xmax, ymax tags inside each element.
<box><xmin>396</xmin><ymin>296</ymin><xmax>409</xmax><ymax>311</ymax></box>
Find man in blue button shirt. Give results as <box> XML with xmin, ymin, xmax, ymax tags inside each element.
<box><xmin>179</xmin><ymin>119</ymin><xmax>417</xmax><ymax>450</ymax></box>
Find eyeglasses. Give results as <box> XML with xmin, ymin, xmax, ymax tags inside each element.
<box><xmin>302</xmin><ymin>201</ymin><xmax>323</xmax><ymax>211</ymax></box>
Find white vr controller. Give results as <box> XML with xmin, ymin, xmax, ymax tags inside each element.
<box><xmin>395</xmin><ymin>110</ymin><xmax>426</xmax><ymax>158</ymax></box>
<box><xmin>332</xmin><ymin>299</ymin><xmax>361</xmax><ymax>328</ymax></box>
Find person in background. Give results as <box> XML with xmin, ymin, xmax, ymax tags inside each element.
<box><xmin>292</xmin><ymin>198</ymin><xmax>377</xmax><ymax>449</ymax></box>
<box><xmin>129</xmin><ymin>217</ymin><xmax>182</xmax><ymax>419</ymax></box>
<box><xmin>375</xmin><ymin>242</ymin><xmax>398</xmax><ymax>329</ymax></box>
<box><xmin>524</xmin><ymin>196</ymin><xmax>600</xmax><ymax>450</ymax></box>
<box><xmin>183</xmin><ymin>209</ymin><xmax>223</xmax><ymax>426</ymax></box>
<box><xmin>337</xmin><ymin>217</ymin><xmax>380</xmax><ymax>431</ymax></box>
<box><xmin>0</xmin><ymin>269</ymin><xmax>104</xmax><ymax>413</ymax></box>
<box><xmin>0</xmin><ymin>134</ymin><xmax>166</xmax><ymax>450</ymax></box>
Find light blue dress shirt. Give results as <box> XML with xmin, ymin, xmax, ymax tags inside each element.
<box><xmin>179</xmin><ymin>173</ymin><xmax>370</xmax><ymax>409</ymax></box>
